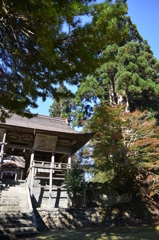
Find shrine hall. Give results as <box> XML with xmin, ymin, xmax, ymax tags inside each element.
<box><xmin>0</xmin><ymin>113</ymin><xmax>93</xmax><ymax>208</ymax></box>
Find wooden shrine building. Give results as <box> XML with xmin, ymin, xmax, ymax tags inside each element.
<box><xmin>0</xmin><ymin>113</ymin><xmax>93</xmax><ymax>208</ymax></box>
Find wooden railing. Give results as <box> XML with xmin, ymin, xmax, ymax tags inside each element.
<box><xmin>33</xmin><ymin>160</ymin><xmax>71</xmax><ymax>170</ymax></box>
<box><xmin>30</xmin><ymin>159</ymin><xmax>85</xmax><ymax>206</ymax></box>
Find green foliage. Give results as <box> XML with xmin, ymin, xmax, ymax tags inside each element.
<box><xmin>76</xmin><ymin>18</ymin><xmax>159</xmax><ymax>121</ymax></box>
<box><xmin>115</xmin><ymin>41</ymin><xmax>159</xmax><ymax>111</ymax></box>
<box><xmin>49</xmin><ymin>84</ymin><xmax>78</xmax><ymax>127</ymax></box>
<box><xmin>86</xmin><ymin>105</ymin><xmax>125</xmax><ymax>183</ymax></box>
<box><xmin>0</xmin><ymin>0</ymin><xmax>128</xmax><ymax>120</ymax></box>
<box><xmin>87</xmin><ymin>105</ymin><xmax>159</xmax><ymax>194</ymax></box>
<box><xmin>64</xmin><ymin>163</ymin><xmax>85</xmax><ymax>206</ymax></box>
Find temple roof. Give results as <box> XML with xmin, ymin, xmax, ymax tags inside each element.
<box><xmin>1</xmin><ymin>113</ymin><xmax>78</xmax><ymax>134</ymax></box>
<box><xmin>0</xmin><ymin>113</ymin><xmax>94</xmax><ymax>155</ymax></box>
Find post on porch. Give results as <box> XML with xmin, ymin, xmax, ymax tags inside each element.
<box><xmin>49</xmin><ymin>152</ymin><xmax>55</xmax><ymax>207</ymax></box>
<box><xmin>68</xmin><ymin>152</ymin><xmax>71</xmax><ymax>167</ymax></box>
<box><xmin>30</xmin><ymin>161</ymin><xmax>35</xmax><ymax>196</ymax></box>
<box><xmin>0</xmin><ymin>130</ymin><xmax>6</xmax><ymax>178</ymax></box>
<box><xmin>15</xmin><ymin>171</ymin><xmax>17</xmax><ymax>181</ymax></box>
<box><xmin>21</xmin><ymin>170</ymin><xmax>23</xmax><ymax>180</ymax></box>
<box><xmin>30</xmin><ymin>149</ymin><xmax>35</xmax><ymax>168</ymax></box>
<box><xmin>67</xmin><ymin>152</ymin><xmax>72</xmax><ymax>207</ymax></box>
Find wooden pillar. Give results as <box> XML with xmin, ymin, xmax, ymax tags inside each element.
<box><xmin>0</xmin><ymin>131</ymin><xmax>6</xmax><ymax>164</ymax></box>
<box><xmin>67</xmin><ymin>152</ymin><xmax>71</xmax><ymax>207</ymax></box>
<box><xmin>30</xmin><ymin>161</ymin><xmax>35</xmax><ymax>196</ymax></box>
<box><xmin>21</xmin><ymin>170</ymin><xmax>23</xmax><ymax>180</ymax></box>
<box><xmin>49</xmin><ymin>152</ymin><xmax>55</xmax><ymax>207</ymax></box>
<box><xmin>0</xmin><ymin>131</ymin><xmax>6</xmax><ymax>179</ymax></box>
<box><xmin>15</xmin><ymin>172</ymin><xmax>17</xmax><ymax>181</ymax></box>
<box><xmin>30</xmin><ymin>149</ymin><xmax>35</xmax><ymax>168</ymax></box>
<box><xmin>68</xmin><ymin>152</ymin><xmax>71</xmax><ymax>167</ymax></box>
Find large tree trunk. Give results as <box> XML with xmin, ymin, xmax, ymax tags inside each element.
<box><xmin>125</xmin><ymin>94</ymin><xmax>130</xmax><ymax>112</ymax></box>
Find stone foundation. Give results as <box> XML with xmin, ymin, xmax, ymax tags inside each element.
<box><xmin>27</xmin><ymin>174</ymin><xmax>69</xmax><ymax>208</ymax></box>
<box><xmin>35</xmin><ymin>204</ymin><xmax>149</xmax><ymax>231</ymax></box>
<box><xmin>35</xmin><ymin>208</ymin><xmax>106</xmax><ymax>230</ymax></box>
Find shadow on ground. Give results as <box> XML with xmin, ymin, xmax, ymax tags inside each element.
<box><xmin>36</xmin><ymin>226</ymin><xmax>159</xmax><ymax>240</ymax></box>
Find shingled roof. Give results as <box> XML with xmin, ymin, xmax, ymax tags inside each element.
<box><xmin>0</xmin><ymin>113</ymin><xmax>94</xmax><ymax>154</ymax></box>
<box><xmin>0</xmin><ymin>113</ymin><xmax>78</xmax><ymax>133</ymax></box>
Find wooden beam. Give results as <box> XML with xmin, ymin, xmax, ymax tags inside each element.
<box><xmin>0</xmin><ymin>142</ymin><xmax>7</xmax><ymax>145</ymax></box>
<box><xmin>7</xmin><ymin>144</ymin><xmax>32</xmax><ymax>150</ymax></box>
<box><xmin>30</xmin><ymin>149</ymin><xmax>35</xmax><ymax>168</ymax></box>
<box><xmin>68</xmin><ymin>152</ymin><xmax>71</xmax><ymax>165</ymax></box>
<box><xmin>30</xmin><ymin>161</ymin><xmax>35</xmax><ymax>197</ymax></box>
<box><xmin>35</xmin><ymin>176</ymin><xmax>64</xmax><ymax>180</ymax></box>
<box><xmin>49</xmin><ymin>152</ymin><xmax>55</xmax><ymax>207</ymax></box>
<box><xmin>0</xmin><ymin>130</ymin><xmax>6</xmax><ymax>165</ymax></box>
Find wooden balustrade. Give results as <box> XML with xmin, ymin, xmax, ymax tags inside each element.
<box><xmin>30</xmin><ymin>159</ymin><xmax>85</xmax><ymax>208</ymax></box>
<box><xmin>33</xmin><ymin>160</ymin><xmax>72</xmax><ymax>170</ymax></box>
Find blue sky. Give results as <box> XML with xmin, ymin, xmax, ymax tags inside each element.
<box><xmin>30</xmin><ymin>0</ymin><xmax>159</xmax><ymax>116</ymax></box>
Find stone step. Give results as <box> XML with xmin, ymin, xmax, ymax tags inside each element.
<box><xmin>2</xmin><ymin>187</ymin><xmax>26</xmax><ymax>192</ymax></box>
<box><xmin>2</xmin><ymin>191</ymin><xmax>27</xmax><ymax>194</ymax></box>
<box><xmin>0</xmin><ymin>204</ymin><xmax>21</xmax><ymax>207</ymax></box>
<box><xmin>2</xmin><ymin>182</ymin><xmax>27</xmax><ymax>185</ymax></box>
<box><xmin>0</xmin><ymin>202</ymin><xmax>29</xmax><ymax>206</ymax></box>
<box><xmin>2</xmin><ymin>179</ymin><xmax>26</xmax><ymax>182</ymax></box>
<box><xmin>2</xmin><ymin>184</ymin><xmax>27</xmax><ymax>187</ymax></box>
<box><xmin>1</xmin><ymin>195</ymin><xmax>27</xmax><ymax>199</ymax></box>
<box><xmin>3</xmin><ymin>185</ymin><xmax>26</xmax><ymax>187</ymax></box>
<box><xmin>1</xmin><ymin>195</ymin><xmax>20</xmax><ymax>197</ymax></box>
<box><xmin>1</xmin><ymin>198</ymin><xmax>28</xmax><ymax>202</ymax></box>
<box><xmin>0</xmin><ymin>205</ymin><xmax>30</xmax><ymax>210</ymax></box>
<box><xmin>1</xmin><ymin>200</ymin><xmax>20</xmax><ymax>203</ymax></box>
<box><xmin>2</xmin><ymin>183</ymin><xmax>24</xmax><ymax>185</ymax></box>
<box><xmin>0</xmin><ymin>213</ymin><xmax>32</xmax><ymax>219</ymax></box>
<box><xmin>1</xmin><ymin>197</ymin><xmax>27</xmax><ymax>201</ymax></box>
<box><xmin>0</xmin><ymin>218</ymin><xmax>33</xmax><ymax>225</ymax></box>
<box><xmin>2</xmin><ymin>185</ymin><xmax>27</xmax><ymax>189</ymax></box>
<box><xmin>2</xmin><ymin>188</ymin><xmax>27</xmax><ymax>190</ymax></box>
<box><xmin>0</xmin><ymin>208</ymin><xmax>22</xmax><ymax>212</ymax></box>
<box><xmin>2</xmin><ymin>187</ymin><xmax>27</xmax><ymax>190</ymax></box>
<box><xmin>0</xmin><ymin>180</ymin><xmax>38</xmax><ymax>238</ymax></box>
<box><xmin>1</xmin><ymin>195</ymin><xmax>27</xmax><ymax>198</ymax></box>
<box><xmin>0</xmin><ymin>204</ymin><xmax>20</xmax><ymax>207</ymax></box>
<box><xmin>1</xmin><ymin>203</ymin><xmax>28</xmax><ymax>207</ymax></box>
<box><xmin>2</xmin><ymin>187</ymin><xmax>27</xmax><ymax>191</ymax></box>
<box><xmin>2</xmin><ymin>188</ymin><xmax>26</xmax><ymax>192</ymax></box>
<box><xmin>0</xmin><ymin>205</ymin><xmax>29</xmax><ymax>208</ymax></box>
<box><xmin>0</xmin><ymin>206</ymin><xmax>30</xmax><ymax>211</ymax></box>
<box><xmin>0</xmin><ymin>221</ymin><xmax>34</xmax><ymax>228</ymax></box>
<box><xmin>4</xmin><ymin>226</ymin><xmax>37</xmax><ymax>234</ymax></box>
<box><xmin>2</xmin><ymin>188</ymin><xmax>27</xmax><ymax>192</ymax></box>
<box><xmin>1</xmin><ymin>195</ymin><xmax>26</xmax><ymax>197</ymax></box>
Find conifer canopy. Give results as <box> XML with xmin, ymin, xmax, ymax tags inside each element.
<box><xmin>0</xmin><ymin>0</ymin><xmax>128</xmax><ymax>118</ymax></box>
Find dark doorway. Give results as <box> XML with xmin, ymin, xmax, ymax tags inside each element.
<box><xmin>3</xmin><ymin>173</ymin><xmax>15</xmax><ymax>179</ymax></box>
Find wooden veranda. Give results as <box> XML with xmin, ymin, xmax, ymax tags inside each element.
<box><xmin>0</xmin><ymin>112</ymin><xmax>93</xmax><ymax>208</ymax></box>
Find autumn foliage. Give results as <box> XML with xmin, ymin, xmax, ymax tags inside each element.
<box><xmin>88</xmin><ymin>105</ymin><xmax>159</xmax><ymax>195</ymax></box>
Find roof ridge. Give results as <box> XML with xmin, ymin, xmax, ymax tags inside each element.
<box><xmin>36</xmin><ymin>114</ymin><xmax>68</xmax><ymax>123</ymax></box>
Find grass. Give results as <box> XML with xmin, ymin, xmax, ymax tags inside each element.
<box><xmin>35</xmin><ymin>225</ymin><xmax>159</xmax><ymax>240</ymax></box>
